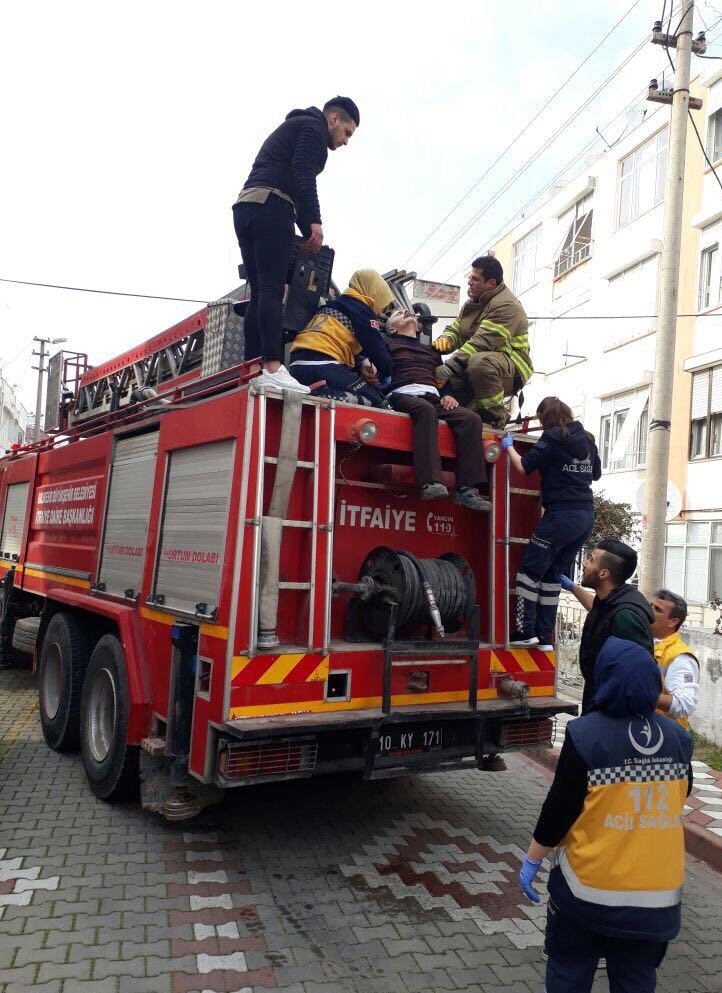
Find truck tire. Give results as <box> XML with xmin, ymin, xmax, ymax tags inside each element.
<box><xmin>38</xmin><ymin>612</ymin><xmax>88</xmax><ymax>753</ymax></box>
<box><xmin>11</xmin><ymin>617</ymin><xmax>41</xmax><ymax>655</ymax></box>
<box><xmin>80</xmin><ymin>634</ymin><xmax>139</xmax><ymax>801</ymax></box>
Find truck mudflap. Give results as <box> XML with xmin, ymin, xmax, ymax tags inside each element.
<box><xmin>215</xmin><ymin>696</ymin><xmax>576</xmax><ymax>787</ymax></box>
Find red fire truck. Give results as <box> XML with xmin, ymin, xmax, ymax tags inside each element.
<box><xmin>0</xmin><ymin>276</ymin><xmax>573</xmax><ymax>819</ymax></box>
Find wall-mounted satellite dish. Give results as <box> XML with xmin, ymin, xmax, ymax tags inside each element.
<box><xmin>636</xmin><ymin>480</ymin><xmax>683</xmax><ymax>522</ymax></box>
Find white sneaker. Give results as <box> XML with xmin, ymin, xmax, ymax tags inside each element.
<box><xmin>509</xmin><ymin>634</ymin><xmax>539</xmax><ymax>648</ymax></box>
<box><xmin>251</xmin><ymin>365</ymin><xmax>311</xmax><ymax>394</ymax></box>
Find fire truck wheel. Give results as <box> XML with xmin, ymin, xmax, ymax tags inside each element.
<box><xmin>80</xmin><ymin>635</ymin><xmax>139</xmax><ymax>801</ymax></box>
<box><xmin>12</xmin><ymin>617</ymin><xmax>42</xmax><ymax>655</ymax></box>
<box><xmin>38</xmin><ymin>612</ymin><xmax>87</xmax><ymax>752</ymax></box>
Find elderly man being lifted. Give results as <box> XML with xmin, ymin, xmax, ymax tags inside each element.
<box><xmin>435</xmin><ymin>256</ymin><xmax>532</xmax><ymax>428</ymax></box>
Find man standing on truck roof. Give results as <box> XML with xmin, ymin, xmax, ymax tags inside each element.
<box><xmin>232</xmin><ymin>96</ymin><xmax>360</xmax><ymax>394</ymax></box>
<box><xmin>434</xmin><ymin>256</ymin><xmax>532</xmax><ymax>427</ymax></box>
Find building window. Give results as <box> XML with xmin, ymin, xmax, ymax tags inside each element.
<box><xmin>512</xmin><ymin>226</ymin><xmax>541</xmax><ymax>294</ymax></box>
<box><xmin>618</xmin><ymin>128</ymin><xmax>668</xmax><ymax>227</ymax></box>
<box><xmin>707</xmin><ymin>107</ymin><xmax>722</xmax><ymax>165</ymax></box>
<box><xmin>698</xmin><ymin>243</ymin><xmax>721</xmax><ymax>311</ymax></box>
<box><xmin>554</xmin><ymin>194</ymin><xmax>593</xmax><ymax>279</ymax></box>
<box><xmin>664</xmin><ymin>521</ymin><xmax>722</xmax><ymax>604</ymax></box>
<box><xmin>599</xmin><ymin>389</ymin><xmax>649</xmax><ymax>471</ymax></box>
<box><xmin>689</xmin><ymin>366</ymin><xmax>722</xmax><ymax>459</ymax></box>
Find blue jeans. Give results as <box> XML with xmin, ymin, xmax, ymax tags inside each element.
<box><xmin>545</xmin><ymin>899</ymin><xmax>667</xmax><ymax>993</ymax></box>
<box><xmin>514</xmin><ymin>507</ymin><xmax>594</xmax><ymax>642</ymax></box>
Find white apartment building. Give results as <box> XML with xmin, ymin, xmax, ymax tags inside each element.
<box><xmin>493</xmin><ymin>66</ymin><xmax>722</xmax><ymax>608</ymax></box>
<box><xmin>0</xmin><ymin>377</ymin><xmax>28</xmax><ymax>452</ymax></box>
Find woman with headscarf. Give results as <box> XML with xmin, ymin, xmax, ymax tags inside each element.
<box><xmin>288</xmin><ymin>269</ymin><xmax>393</xmax><ymax>406</ymax></box>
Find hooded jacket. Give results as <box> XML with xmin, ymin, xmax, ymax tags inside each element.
<box><xmin>240</xmin><ymin>107</ymin><xmax>329</xmax><ymax>237</ymax></box>
<box><xmin>440</xmin><ymin>282</ymin><xmax>533</xmax><ymax>384</ymax></box>
<box><xmin>534</xmin><ymin>638</ymin><xmax>692</xmax><ymax>942</ymax></box>
<box><xmin>580</xmin><ymin>584</ymin><xmax>654</xmax><ymax>710</ymax></box>
<box><xmin>521</xmin><ymin>420</ymin><xmax>601</xmax><ymax>510</ymax></box>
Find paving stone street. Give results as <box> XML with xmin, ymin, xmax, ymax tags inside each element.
<box><xmin>1</xmin><ymin>666</ymin><xmax>721</xmax><ymax>993</ymax></box>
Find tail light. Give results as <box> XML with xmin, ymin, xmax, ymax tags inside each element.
<box><xmin>217</xmin><ymin>737</ymin><xmax>317</xmax><ymax>785</ymax></box>
<box><xmin>498</xmin><ymin>719</ymin><xmax>554</xmax><ymax>748</ymax></box>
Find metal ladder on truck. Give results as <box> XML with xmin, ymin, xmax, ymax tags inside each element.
<box><xmin>248</xmin><ymin>387</ymin><xmax>335</xmax><ymax>655</ymax></box>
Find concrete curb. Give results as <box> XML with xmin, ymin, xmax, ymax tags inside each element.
<box><xmin>524</xmin><ymin>746</ymin><xmax>722</xmax><ymax>875</ymax></box>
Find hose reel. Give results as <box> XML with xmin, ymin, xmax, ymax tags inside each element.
<box><xmin>353</xmin><ymin>546</ymin><xmax>476</xmax><ymax>640</ymax></box>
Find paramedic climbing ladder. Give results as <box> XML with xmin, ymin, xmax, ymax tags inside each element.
<box><xmin>502</xmin><ymin>397</ymin><xmax>601</xmax><ymax>649</ymax></box>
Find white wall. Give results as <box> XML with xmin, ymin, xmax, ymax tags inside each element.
<box><xmin>0</xmin><ymin>379</ymin><xmax>28</xmax><ymax>452</ymax></box>
<box><xmin>684</xmin><ymin>629</ymin><xmax>722</xmax><ymax>745</ymax></box>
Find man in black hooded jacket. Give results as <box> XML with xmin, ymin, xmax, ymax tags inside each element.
<box><xmin>232</xmin><ymin>96</ymin><xmax>360</xmax><ymax>394</ymax></box>
<box><xmin>564</xmin><ymin>538</ymin><xmax>654</xmax><ymax>712</ymax></box>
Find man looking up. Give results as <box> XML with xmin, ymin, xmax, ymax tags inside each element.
<box><xmin>434</xmin><ymin>256</ymin><xmax>532</xmax><ymax>427</ymax></box>
<box><xmin>650</xmin><ymin>589</ymin><xmax>699</xmax><ymax>728</ymax></box>
<box><xmin>232</xmin><ymin>97</ymin><xmax>360</xmax><ymax>393</ymax></box>
<box><xmin>564</xmin><ymin>539</ymin><xmax>653</xmax><ymax>712</ymax></box>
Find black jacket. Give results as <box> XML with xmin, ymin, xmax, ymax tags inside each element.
<box><xmin>579</xmin><ymin>584</ymin><xmax>654</xmax><ymax>711</ymax></box>
<box><xmin>521</xmin><ymin>421</ymin><xmax>601</xmax><ymax>510</ymax></box>
<box><xmin>243</xmin><ymin>107</ymin><xmax>329</xmax><ymax>236</ymax></box>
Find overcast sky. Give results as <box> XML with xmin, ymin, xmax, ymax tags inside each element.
<box><xmin>1</xmin><ymin>0</ymin><xmax>719</xmax><ymax>417</ymax></box>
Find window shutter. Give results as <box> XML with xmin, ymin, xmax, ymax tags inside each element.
<box><xmin>711</xmin><ymin>366</ymin><xmax>722</xmax><ymax>414</ymax></box>
<box><xmin>691</xmin><ymin>372</ymin><xmax>710</xmax><ymax>419</ymax></box>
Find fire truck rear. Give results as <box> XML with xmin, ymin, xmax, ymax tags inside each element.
<box><xmin>0</xmin><ymin>271</ymin><xmax>574</xmax><ymax>819</ymax></box>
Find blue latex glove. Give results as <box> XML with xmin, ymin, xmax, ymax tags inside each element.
<box><xmin>519</xmin><ymin>856</ymin><xmax>543</xmax><ymax>904</ymax></box>
<box><xmin>501</xmin><ymin>435</ymin><xmax>515</xmax><ymax>451</ymax></box>
<box><xmin>560</xmin><ymin>574</ymin><xmax>575</xmax><ymax>592</ymax></box>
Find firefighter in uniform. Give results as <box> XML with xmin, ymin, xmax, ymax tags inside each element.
<box><xmin>520</xmin><ymin>637</ymin><xmax>693</xmax><ymax>993</ymax></box>
<box><xmin>434</xmin><ymin>255</ymin><xmax>532</xmax><ymax>427</ymax></box>
<box><xmin>650</xmin><ymin>589</ymin><xmax>699</xmax><ymax>728</ymax></box>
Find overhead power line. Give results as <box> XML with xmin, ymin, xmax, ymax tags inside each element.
<box><xmin>424</xmin><ymin>312</ymin><xmax>722</xmax><ymax>320</ymax></box>
<box><xmin>0</xmin><ymin>277</ymin><xmax>208</xmax><ymax>305</ymax></box>
<box><xmin>444</xmin><ymin>17</ymin><xmax>722</xmax><ymax>283</ymax></box>
<box><xmin>399</xmin><ymin>0</ymin><xmax>643</xmax><ymax>269</ymax></box>
<box><xmin>418</xmin><ymin>31</ymin><xmax>650</xmax><ymax>278</ymax></box>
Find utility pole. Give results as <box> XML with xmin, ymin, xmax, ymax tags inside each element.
<box><xmin>639</xmin><ymin>3</ymin><xmax>702</xmax><ymax>597</ymax></box>
<box><xmin>31</xmin><ymin>335</ymin><xmax>68</xmax><ymax>442</ymax></box>
<box><xmin>32</xmin><ymin>337</ymin><xmax>49</xmax><ymax>442</ymax></box>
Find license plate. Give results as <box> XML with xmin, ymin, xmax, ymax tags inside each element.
<box><xmin>376</xmin><ymin>725</ymin><xmax>444</xmax><ymax>757</ymax></box>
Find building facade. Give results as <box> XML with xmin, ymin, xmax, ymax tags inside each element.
<box><xmin>0</xmin><ymin>377</ymin><xmax>28</xmax><ymax>453</ymax></box>
<box><xmin>492</xmin><ymin>66</ymin><xmax>722</xmax><ymax>613</ymax></box>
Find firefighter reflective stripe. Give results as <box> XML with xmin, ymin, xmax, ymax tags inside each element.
<box><xmin>459</xmin><ymin>341</ymin><xmax>479</xmax><ymax>357</ymax></box>
<box><xmin>231</xmin><ymin>653</ymin><xmax>330</xmax><ymax>685</ymax></box>
<box><xmin>99</xmin><ymin>431</ymin><xmax>159</xmax><ymax>597</ymax></box>
<box><xmin>0</xmin><ymin>482</ymin><xmax>29</xmax><ymax>559</ymax></box>
<box><xmin>443</xmin><ymin>320</ymin><xmax>461</xmax><ymax>349</ymax></box>
<box><xmin>476</xmin><ymin>319</ymin><xmax>533</xmax><ymax>382</ymax></box>
<box><xmin>476</xmin><ymin>390</ymin><xmax>505</xmax><ymax>410</ymax></box>
<box><xmin>558</xmin><ymin>849</ymin><xmax>683</xmax><ymax>908</ymax></box>
<box><xmin>153</xmin><ymin>439</ymin><xmax>235</xmax><ymax>615</ymax></box>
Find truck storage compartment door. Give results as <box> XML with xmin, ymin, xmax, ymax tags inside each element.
<box><xmin>152</xmin><ymin>439</ymin><xmax>235</xmax><ymax>615</ymax></box>
<box><xmin>0</xmin><ymin>481</ymin><xmax>30</xmax><ymax>560</ymax></box>
<box><xmin>98</xmin><ymin>431</ymin><xmax>159</xmax><ymax>597</ymax></box>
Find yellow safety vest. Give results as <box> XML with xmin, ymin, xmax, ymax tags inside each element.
<box><xmin>559</xmin><ymin>715</ymin><xmax>688</xmax><ymax>909</ymax></box>
<box><xmin>654</xmin><ymin>633</ymin><xmax>698</xmax><ymax>731</ymax></box>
